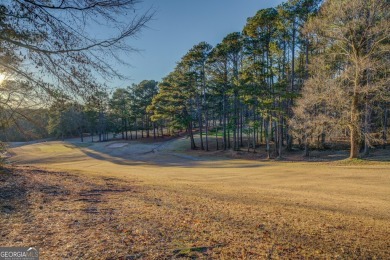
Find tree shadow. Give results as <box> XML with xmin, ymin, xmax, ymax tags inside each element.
<box><xmin>0</xmin><ymin>167</ymin><xmax>71</xmax><ymax>215</ymax></box>
<box><xmin>70</xmin><ymin>140</ymin><xmax>269</xmax><ymax>169</ymax></box>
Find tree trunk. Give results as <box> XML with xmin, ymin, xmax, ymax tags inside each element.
<box><xmin>350</xmin><ymin>125</ymin><xmax>360</xmax><ymax>159</ymax></box>
<box><xmin>252</xmin><ymin>106</ymin><xmax>256</xmax><ymax>153</ymax></box>
<box><xmin>125</xmin><ymin>118</ymin><xmax>128</xmax><ymax>140</ymax></box>
<box><xmin>278</xmin><ymin>115</ymin><xmax>282</xmax><ymax>159</ymax></box>
<box><xmin>135</xmin><ymin>120</ymin><xmax>138</xmax><ymax>139</ymax></box>
<box><xmin>197</xmin><ymin>95</ymin><xmax>204</xmax><ymax>150</ymax></box>
<box><xmin>240</xmin><ymin>104</ymin><xmax>244</xmax><ymax>147</ymax></box>
<box><xmin>223</xmin><ymin>93</ymin><xmax>227</xmax><ymax>150</ymax></box>
<box><xmin>273</xmin><ymin>120</ymin><xmax>277</xmax><ymax>156</ymax></box>
<box><xmin>247</xmin><ymin>127</ymin><xmax>251</xmax><ymax>153</ymax></box>
<box><xmin>303</xmin><ymin>133</ymin><xmax>309</xmax><ymax>157</ymax></box>
<box><xmin>215</xmin><ymin>126</ymin><xmax>219</xmax><ymax>150</ymax></box>
<box><xmin>349</xmin><ymin>95</ymin><xmax>360</xmax><ymax>159</ymax></box>
<box><xmin>205</xmin><ymin>110</ymin><xmax>209</xmax><ymax>151</ymax></box>
<box><xmin>153</xmin><ymin>122</ymin><xmax>156</xmax><ymax>139</ymax></box>
<box><xmin>188</xmin><ymin>121</ymin><xmax>196</xmax><ymax>150</ymax></box>
<box><xmin>383</xmin><ymin>105</ymin><xmax>388</xmax><ymax>149</ymax></box>
<box><xmin>121</xmin><ymin>118</ymin><xmax>125</xmax><ymax>139</ymax></box>
<box><xmin>146</xmin><ymin>115</ymin><xmax>150</xmax><ymax>138</ymax></box>
<box><xmin>141</xmin><ymin>117</ymin><xmax>144</xmax><ymax>138</ymax></box>
<box><xmin>363</xmin><ymin>100</ymin><xmax>371</xmax><ymax>156</ymax></box>
<box><xmin>260</xmin><ymin>116</ymin><xmax>263</xmax><ymax>143</ymax></box>
<box><xmin>286</xmin><ymin>23</ymin><xmax>297</xmax><ymax>152</ymax></box>
<box><xmin>265</xmin><ymin>116</ymin><xmax>270</xmax><ymax>159</ymax></box>
<box><xmin>227</xmin><ymin>113</ymin><xmax>231</xmax><ymax>149</ymax></box>
<box><xmin>233</xmin><ymin>91</ymin><xmax>238</xmax><ymax>151</ymax></box>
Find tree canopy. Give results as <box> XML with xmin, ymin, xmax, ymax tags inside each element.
<box><xmin>0</xmin><ymin>0</ymin><xmax>153</xmax><ymax>96</ymax></box>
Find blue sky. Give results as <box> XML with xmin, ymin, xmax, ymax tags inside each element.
<box><xmin>116</xmin><ymin>0</ymin><xmax>285</xmax><ymax>87</ymax></box>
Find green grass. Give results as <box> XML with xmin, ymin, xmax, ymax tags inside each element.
<box><xmin>332</xmin><ymin>157</ymin><xmax>390</xmax><ymax>166</ymax></box>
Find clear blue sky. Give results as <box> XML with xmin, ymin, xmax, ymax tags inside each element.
<box><xmin>116</xmin><ymin>0</ymin><xmax>285</xmax><ymax>87</ymax></box>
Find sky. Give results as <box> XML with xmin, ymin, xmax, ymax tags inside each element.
<box><xmin>116</xmin><ymin>0</ymin><xmax>285</xmax><ymax>87</ymax></box>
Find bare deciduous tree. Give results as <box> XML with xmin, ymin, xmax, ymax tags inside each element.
<box><xmin>0</xmin><ymin>0</ymin><xmax>153</xmax><ymax>96</ymax></box>
<box><xmin>293</xmin><ymin>0</ymin><xmax>389</xmax><ymax>158</ymax></box>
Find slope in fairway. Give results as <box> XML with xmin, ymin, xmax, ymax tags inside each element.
<box><xmin>3</xmin><ymin>139</ymin><xmax>390</xmax><ymax>259</ymax></box>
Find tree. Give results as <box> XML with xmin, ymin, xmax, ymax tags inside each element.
<box><xmin>148</xmin><ymin>64</ymin><xmax>198</xmax><ymax>149</ymax></box>
<box><xmin>275</xmin><ymin>0</ymin><xmax>321</xmax><ymax>152</ymax></box>
<box><xmin>221</xmin><ymin>33</ymin><xmax>243</xmax><ymax>151</ymax></box>
<box><xmin>207</xmin><ymin>43</ymin><xmax>230</xmax><ymax>150</ymax></box>
<box><xmin>182</xmin><ymin>42</ymin><xmax>212</xmax><ymax>150</ymax></box>
<box><xmin>0</xmin><ymin>1</ymin><xmax>153</xmax><ymax>145</ymax></box>
<box><xmin>294</xmin><ymin>0</ymin><xmax>390</xmax><ymax>158</ymax></box>
<box><xmin>290</xmin><ymin>58</ymin><xmax>336</xmax><ymax>156</ymax></box>
<box><xmin>0</xmin><ymin>79</ymin><xmax>46</xmax><ymax>137</ymax></box>
<box><xmin>48</xmin><ymin>99</ymin><xmax>85</xmax><ymax>140</ymax></box>
<box><xmin>132</xmin><ymin>80</ymin><xmax>158</xmax><ymax>138</ymax></box>
<box><xmin>0</xmin><ymin>1</ymin><xmax>153</xmax><ymax>97</ymax></box>
<box><xmin>84</xmin><ymin>91</ymin><xmax>110</xmax><ymax>142</ymax></box>
<box><xmin>244</xmin><ymin>8</ymin><xmax>279</xmax><ymax>158</ymax></box>
<box><xmin>110</xmin><ymin>88</ymin><xmax>131</xmax><ymax>139</ymax></box>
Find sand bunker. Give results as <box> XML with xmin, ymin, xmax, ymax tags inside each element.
<box><xmin>106</xmin><ymin>143</ymin><xmax>128</xmax><ymax>148</ymax></box>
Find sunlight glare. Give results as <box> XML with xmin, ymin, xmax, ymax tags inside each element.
<box><xmin>0</xmin><ymin>74</ymin><xmax>5</xmax><ymax>84</ymax></box>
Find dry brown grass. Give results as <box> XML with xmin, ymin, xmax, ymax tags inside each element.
<box><xmin>2</xmin><ymin>140</ymin><xmax>390</xmax><ymax>259</ymax></box>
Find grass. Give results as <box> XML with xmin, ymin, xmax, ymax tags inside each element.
<box><xmin>2</xmin><ymin>140</ymin><xmax>390</xmax><ymax>259</ymax></box>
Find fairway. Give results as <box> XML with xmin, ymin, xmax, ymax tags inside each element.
<box><xmin>1</xmin><ymin>0</ymin><xmax>389</xmax><ymax>259</ymax></box>
<box><xmin>3</xmin><ymin>139</ymin><xmax>390</xmax><ymax>259</ymax></box>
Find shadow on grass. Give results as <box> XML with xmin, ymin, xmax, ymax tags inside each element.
<box><xmin>77</xmin><ymin>147</ymin><xmax>269</xmax><ymax>169</ymax></box>
<box><xmin>10</xmin><ymin>137</ymin><xmax>390</xmax><ymax>169</ymax></box>
<box><xmin>57</xmin><ymin>138</ymin><xmax>389</xmax><ymax>169</ymax></box>
<box><xmin>0</xmin><ymin>167</ymin><xmax>71</xmax><ymax>215</ymax></box>
<box><xmin>68</xmin><ymin>138</ymin><xmax>278</xmax><ymax>169</ymax></box>
<box><xmin>0</xmin><ymin>166</ymin><xmax>137</xmax><ymax>216</ymax></box>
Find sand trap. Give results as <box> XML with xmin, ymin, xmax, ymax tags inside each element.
<box><xmin>106</xmin><ymin>143</ymin><xmax>128</xmax><ymax>148</ymax></box>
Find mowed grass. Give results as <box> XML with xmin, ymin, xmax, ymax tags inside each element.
<box><xmin>2</xmin><ymin>141</ymin><xmax>390</xmax><ymax>259</ymax></box>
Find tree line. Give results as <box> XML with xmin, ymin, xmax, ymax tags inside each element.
<box><xmin>0</xmin><ymin>0</ymin><xmax>153</xmax><ymax>143</ymax></box>
<box><xmin>1</xmin><ymin>0</ymin><xmax>389</xmax><ymax>160</ymax></box>
<box><xmin>148</xmin><ymin>0</ymin><xmax>389</xmax><ymax>159</ymax></box>
<box><xmin>52</xmin><ymin>80</ymin><xmax>160</xmax><ymax>142</ymax></box>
